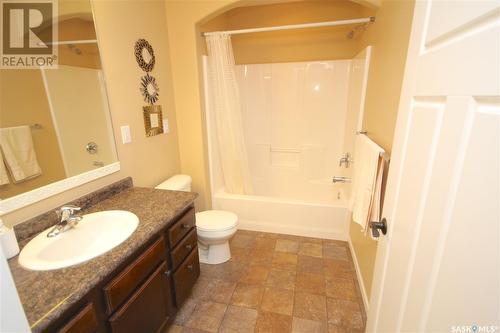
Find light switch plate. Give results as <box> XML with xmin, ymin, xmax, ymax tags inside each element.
<box><xmin>162</xmin><ymin>119</ymin><xmax>170</xmax><ymax>134</ymax></box>
<box><xmin>120</xmin><ymin>125</ymin><xmax>131</xmax><ymax>144</ymax></box>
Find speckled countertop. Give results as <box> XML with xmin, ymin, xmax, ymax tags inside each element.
<box><xmin>8</xmin><ymin>184</ymin><xmax>197</xmax><ymax>333</ymax></box>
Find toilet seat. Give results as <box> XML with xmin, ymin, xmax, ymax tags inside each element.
<box><xmin>195</xmin><ymin>210</ymin><xmax>238</xmax><ymax>232</ymax></box>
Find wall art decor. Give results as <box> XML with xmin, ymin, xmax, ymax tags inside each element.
<box><xmin>134</xmin><ymin>38</ymin><xmax>155</xmax><ymax>72</ymax></box>
<box><xmin>143</xmin><ymin>105</ymin><xmax>164</xmax><ymax>137</ymax></box>
<box><xmin>140</xmin><ymin>73</ymin><xmax>160</xmax><ymax>105</ymax></box>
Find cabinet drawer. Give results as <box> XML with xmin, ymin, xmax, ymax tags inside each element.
<box><xmin>103</xmin><ymin>237</ymin><xmax>165</xmax><ymax>314</ymax></box>
<box><xmin>168</xmin><ymin>207</ymin><xmax>195</xmax><ymax>248</ymax></box>
<box><xmin>173</xmin><ymin>248</ymin><xmax>200</xmax><ymax>306</ymax></box>
<box><xmin>109</xmin><ymin>262</ymin><xmax>171</xmax><ymax>333</ymax></box>
<box><xmin>171</xmin><ymin>228</ymin><xmax>197</xmax><ymax>270</ymax></box>
<box><xmin>58</xmin><ymin>303</ymin><xmax>98</xmax><ymax>333</ymax></box>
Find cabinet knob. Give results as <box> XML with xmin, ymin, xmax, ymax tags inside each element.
<box><xmin>164</xmin><ymin>270</ymin><xmax>172</xmax><ymax>277</ymax></box>
<box><xmin>185</xmin><ymin>244</ymin><xmax>193</xmax><ymax>250</ymax></box>
<box><xmin>186</xmin><ymin>264</ymin><xmax>194</xmax><ymax>272</ymax></box>
<box><xmin>181</xmin><ymin>223</ymin><xmax>190</xmax><ymax>229</ymax></box>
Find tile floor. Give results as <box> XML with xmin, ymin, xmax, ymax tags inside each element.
<box><xmin>168</xmin><ymin>230</ymin><xmax>366</xmax><ymax>333</ymax></box>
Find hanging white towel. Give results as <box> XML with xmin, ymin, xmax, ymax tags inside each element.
<box><xmin>0</xmin><ymin>126</ymin><xmax>42</xmax><ymax>183</ymax></box>
<box><xmin>0</xmin><ymin>149</ymin><xmax>10</xmax><ymax>186</ymax></box>
<box><xmin>349</xmin><ymin>134</ymin><xmax>385</xmax><ymax>234</ymax></box>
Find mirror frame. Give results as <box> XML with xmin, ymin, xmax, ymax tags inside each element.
<box><xmin>0</xmin><ymin>162</ymin><xmax>120</xmax><ymax>213</ymax></box>
<box><xmin>0</xmin><ymin>1</ymin><xmax>120</xmax><ymax>215</ymax></box>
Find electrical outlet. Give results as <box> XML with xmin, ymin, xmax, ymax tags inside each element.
<box><xmin>163</xmin><ymin>119</ymin><xmax>170</xmax><ymax>134</ymax></box>
<box><xmin>120</xmin><ymin>125</ymin><xmax>131</xmax><ymax>144</ymax></box>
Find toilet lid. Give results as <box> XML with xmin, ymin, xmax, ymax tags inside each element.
<box><xmin>195</xmin><ymin>210</ymin><xmax>238</xmax><ymax>231</ymax></box>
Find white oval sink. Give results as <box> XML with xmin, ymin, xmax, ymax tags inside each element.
<box><xmin>19</xmin><ymin>210</ymin><xmax>139</xmax><ymax>271</ymax></box>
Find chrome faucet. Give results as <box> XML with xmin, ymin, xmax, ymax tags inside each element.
<box><xmin>47</xmin><ymin>205</ymin><xmax>82</xmax><ymax>238</ymax></box>
<box><xmin>339</xmin><ymin>153</ymin><xmax>352</xmax><ymax>168</ymax></box>
<box><xmin>332</xmin><ymin>176</ymin><xmax>351</xmax><ymax>183</ymax></box>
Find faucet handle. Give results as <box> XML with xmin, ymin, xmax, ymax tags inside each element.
<box><xmin>60</xmin><ymin>205</ymin><xmax>81</xmax><ymax>212</ymax></box>
<box><xmin>56</xmin><ymin>205</ymin><xmax>81</xmax><ymax>220</ymax></box>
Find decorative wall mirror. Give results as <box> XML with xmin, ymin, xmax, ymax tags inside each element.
<box><xmin>0</xmin><ymin>0</ymin><xmax>120</xmax><ymax>213</ymax></box>
<box><xmin>143</xmin><ymin>105</ymin><xmax>164</xmax><ymax>137</ymax></box>
<box><xmin>134</xmin><ymin>39</ymin><xmax>155</xmax><ymax>72</ymax></box>
<box><xmin>140</xmin><ymin>73</ymin><xmax>160</xmax><ymax>104</ymax></box>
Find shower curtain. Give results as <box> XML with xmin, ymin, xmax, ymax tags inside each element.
<box><xmin>206</xmin><ymin>33</ymin><xmax>253</xmax><ymax>194</ymax></box>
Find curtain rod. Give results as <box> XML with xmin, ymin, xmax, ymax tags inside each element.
<box><xmin>41</xmin><ymin>39</ymin><xmax>98</xmax><ymax>46</ymax></box>
<box><xmin>202</xmin><ymin>16</ymin><xmax>375</xmax><ymax>37</ymax></box>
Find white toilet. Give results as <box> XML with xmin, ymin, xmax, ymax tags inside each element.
<box><xmin>155</xmin><ymin>175</ymin><xmax>238</xmax><ymax>265</ymax></box>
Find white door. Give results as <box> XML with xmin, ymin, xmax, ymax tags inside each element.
<box><xmin>367</xmin><ymin>1</ymin><xmax>499</xmax><ymax>332</ymax></box>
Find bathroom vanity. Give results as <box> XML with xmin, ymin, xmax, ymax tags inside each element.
<box><xmin>7</xmin><ymin>178</ymin><xmax>200</xmax><ymax>333</ymax></box>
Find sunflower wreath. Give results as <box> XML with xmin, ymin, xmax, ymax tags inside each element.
<box><xmin>140</xmin><ymin>73</ymin><xmax>160</xmax><ymax>105</ymax></box>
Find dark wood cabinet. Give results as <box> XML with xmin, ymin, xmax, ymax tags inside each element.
<box><xmin>103</xmin><ymin>237</ymin><xmax>166</xmax><ymax>314</ymax></box>
<box><xmin>109</xmin><ymin>262</ymin><xmax>171</xmax><ymax>333</ymax></box>
<box><xmin>50</xmin><ymin>205</ymin><xmax>199</xmax><ymax>333</ymax></box>
<box><xmin>171</xmin><ymin>228</ymin><xmax>197</xmax><ymax>269</ymax></box>
<box><xmin>173</xmin><ymin>248</ymin><xmax>200</xmax><ymax>306</ymax></box>
<box><xmin>58</xmin><ymin>303</ymin><xmax>98</xmax><ymax>333</ymax></box>
<box><xmin>167</xmin><ymin>207</ymin><xmax>195</xmax><ymax>248</ymax></box>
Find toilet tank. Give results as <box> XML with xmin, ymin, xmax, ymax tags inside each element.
<box><xmin>155</xmin><ymin>174</ymin><xmax>192</xmax><ymax>192</ymax></box>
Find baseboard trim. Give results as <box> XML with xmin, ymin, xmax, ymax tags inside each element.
<box><xmin>348</xmin><ymin>238</ymin><xmax>370</xmax><ymax>312</ymax></box>
<box><xmin>238</xmin><ymin>219</ymin><xmax>348</xmax><ymax>241</ymax></box>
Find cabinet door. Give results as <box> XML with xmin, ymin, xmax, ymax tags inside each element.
<box><xmin>109</xmin><ymin>262</ymin><xmax>172</xmax><ymax>333</ymax></box>
<box><xmin>58</xmin><ymin>303</ymin><xmax>98</xmax><ymax>333</ymax></box>
<box><xmin>173</xmin><ymin>249</ymin><xmax>200</xmax><ymax>306</ymax></box>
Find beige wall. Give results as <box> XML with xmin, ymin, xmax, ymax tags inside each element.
<box><xmin>349</xmin><ymin>0</ymin><xmax>415</xmax><ymax>298</ymax></box>
<box><xmin>0</xmin><ymin>70</ymin><xmax>67</xmax><ymax>199</ymax></box>
<box><xmin>2</xmin><ymin>0</ymin><xmax>181</xmax><ymax>226</ymax></box>
<box><xmin>202</xmin><ymin>1</ymin><xmax>372</xmax><ymax>64</ymax></box>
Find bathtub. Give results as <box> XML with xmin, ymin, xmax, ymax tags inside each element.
<box><xmin>212</xmin><ymin>188</ymin><xmax>350</xmax><ymax>241</ymax></box>
<box><xmin>203</xmin><ymin>56</ymin><xmax>352</xmax><ymax>241</ymax></box>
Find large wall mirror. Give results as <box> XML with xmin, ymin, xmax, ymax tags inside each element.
<box><xmin>0</xmin><ymin>0</ymin><xmax>119</xmax><ymax>213</ymax></box>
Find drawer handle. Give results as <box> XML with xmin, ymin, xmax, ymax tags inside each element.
<box><xmin>181</xmin><ymin>223</ymin><xmax>191</xmax><ymax>229</ymax></box>
<box><xmin>185</xmin><ymin>244</ymin><xmax>193</xmax><ymax>251</ymax></box>
<box><xmin>186</xmin><ymin>264</ymin><xmax>194</xmax><ymax>272</ymax></box>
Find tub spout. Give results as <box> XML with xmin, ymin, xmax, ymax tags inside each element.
<box><xmin>332</xmin><ymin>176</ymin><xmax>351</xmax><ymax>183</ymax></box>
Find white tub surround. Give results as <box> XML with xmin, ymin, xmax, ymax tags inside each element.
<box><xmin>203</xmin><ymin>58</ymin><xmax>369</xmax><ymax>241</ymax></box>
